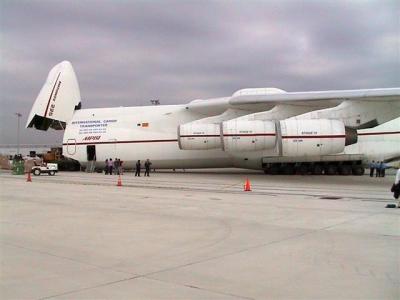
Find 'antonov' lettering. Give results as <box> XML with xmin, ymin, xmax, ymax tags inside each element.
<box><xmin>83</xmin><ymin>136</ymin><xmax>101</xmax><ymax>141</ymax></box>
<box><xmin>49</xmin><ymin>81</ymin><xmax>61</xmax><ymax>117</ymax></box>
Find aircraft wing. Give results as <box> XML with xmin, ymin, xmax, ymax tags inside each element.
<box><xmin>230</xmin><ymin>88</ymin><xmax>400</xmax><ymax>105</ymax></box>
<box><xmin>187</xmin><ymin>88</ymin><xmax>400</xmax><ymax>112</ymax></box>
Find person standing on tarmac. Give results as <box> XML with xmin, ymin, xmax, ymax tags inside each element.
<box><xmin>114</xmin><ymin>158</ymin><xmax>119</xmax><ymax>175</ymax></box>
<box><xmin>391</xmin><ymin>167</ymin><xmax>400</xmax><ymax>206</ymax></box>
<box><xmin>108</xmin><ymin>158</ymin><xmax>113</xmax><ymax>175</ymax></box>
<box><xmin>117</xmin><ymin>159</ymin><xmax>122</xmax><ymax>175</ymax></box>
<box><xmin>135</xmin><ymin>160</ymin><xmax>141</xmax><ymax>177</ymax></box>
<box><xmin>380</xmin><ymin>161</ymin><xmax>386</xmax><ymax>177</ymax></box>
<box><xmin>144</xmin><ymin>159</ymin><xmax>152</xmax><ymax>177</ymax></box>
<box><xmin>369</xmin><ymin>160</ymin><xmax>375</xmax><ymax>177</ymax></box>
<box><xmin>376</xmin><ymin>161</ymin><xmax>381</xmax><ymax>177</ymax></box>
<box><xmin>105</xmin><ymin>159</ymin><xmax>109</xmax><ymax>175</ymax></box>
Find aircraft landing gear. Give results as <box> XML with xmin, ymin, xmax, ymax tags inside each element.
<box><xmin>312</xmin><ymin>164</ymin><xmax>323</xmax><ymax>175</ymax></box>
<box><xmin>324</xmin><ymin>164</ymin><xmax>337</xmax><ymax>175</ymax></box>
<box><xmin>352</xmin><ymin>165</ymin><xmax>365</xmax><ymax>176</ymax></box>
<box><xmin>339</xmin><ymin>165</ymin><xmax>352</xmax><ymax>175</ymax></box>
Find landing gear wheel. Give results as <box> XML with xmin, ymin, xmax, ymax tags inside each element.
<box><xmin>312</xmin><ymin>164</ymin><xmax>323</xmax><ymax>175</ymax></box>
<box><xmin>282</xmin><ymin>164</ymin><xmax>295</xmax><ymax>175</ymax></box>
<box><xmin>269</xmin><ymin>165</ymin><xmax>280</xmax><ymax>175</ymax></box>
<box><xmin>352</xmin><ymin>165</ymin><xmax>365</xmax><ymax>176</ymax></box>
<box><xmin>325</xmin><ymin>164</ymin><xmax>337</xmax><ymax>175</ymax></box>
<box><xmin>297</xmin><ymin>164</ymin><xmax>309</xmax><ymax>175</ymax></box>
<box><xmin>339</xmin><ymin>165</ymin><xmax>352</xmax><ymax>175</ymax></box>
<box><xmin>33</xmin><ymin>169</ymin><xmax>41</xmax><ymax>176</ymax></box>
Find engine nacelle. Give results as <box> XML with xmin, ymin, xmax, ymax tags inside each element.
<box><xmin>280</xmin><ymin>119</ymin><xmax>354</xmax><ymax>156</ymax></box>
<box><xmin>178</xmin><ymin>123</ymin><xmax>221</xmax><ymax>150</ymax></box>
<box><xmin>222</xmin><ymin>120</ymin><xmax>277</xmax><ymax>152</ymax></box>
<box><xmin>178</xmin><ymin>118</ymin><xmax>357</xmax><ymax>155</ymax></box>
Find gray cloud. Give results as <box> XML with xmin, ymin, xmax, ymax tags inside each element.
<box><xmin>0</xmin><ymin>0</ymin><xmax>399</xmax><ymax>144</ymax></box>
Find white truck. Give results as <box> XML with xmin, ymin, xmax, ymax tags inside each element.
<box><xmin>31</xmin><ymin>163</ymin><xmax>58</xmax><ymax>176</ymax></box>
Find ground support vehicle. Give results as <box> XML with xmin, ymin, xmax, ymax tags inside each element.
<box><xmin>31</xmin><ymin>163</ymin><xmax>58</xmax><ymax>176</ymax></box>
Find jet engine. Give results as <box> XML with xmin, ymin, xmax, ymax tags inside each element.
<box><xmin>178</xmin><ymin>118</ymin><xmax>357</xmax><ymax>156</ymax></box>
<box><xmin>178</xmin><ymin>123</ymin><xmax>221</xmax><ymax>150</ymax></box>
<box><xmin>279</xmin><ymin>119</ymin><xmax>357</xmax><ymax>156</ymax></box>
<box><xmin>221</xmin><ymin>120</ymin><xmax>276</xmax><ymax>152</ymax></box>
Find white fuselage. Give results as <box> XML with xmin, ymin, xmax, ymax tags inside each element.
<box><xmin>62</xmin><ymin>104</ymin><xmax>400</xmax><ymax>170</ymax></box>
<box><xmin>63</xmin><ymin>105</ymin><xmax>233</xmax><ymax>169</ymax></box>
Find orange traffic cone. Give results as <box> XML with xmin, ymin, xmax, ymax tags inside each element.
<box><xmin>117</xmin><ymin>175</ymin><xmax>122</xmax><ymax>187</ymax></box>
<box><xmin>244</xmin><ymin>178</ymin><xmax>251</xmax><ymax>191</ymax></box>
<box><xmin>27</xmin><ymin>171</ymin><xmax>32</xmax><ymax>182</ymax></box>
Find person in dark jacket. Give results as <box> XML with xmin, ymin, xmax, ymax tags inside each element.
<box><xmin>391</xmin><ymin>168</ymin><xmax>400</xmax><ymax>206</ymax></box>
<box><xmin>369</xmin><ymin>161</ymin><xmax>375</xmax><ymax>177</ymax></box>
<box><xmin>114</xmin><ymin>158</ymin><xmax>119</xmax><ymax>175</ymax></box>
<box><xmin>376</xmin><ymin>161</ymin><xmax>381</xmax><ymax>177</ymax></box>
<box><xmin>144</xmin><ymin>159</ymin><xmax>152</xmax><ymax>177</ymax></box>
<box><xmin>108</xmin><ymin>158</ymin><xmax>113</xmax><ymax>175</ymax></box>
<box><xmin>118</xmin><ymin>159</ymin><xmax>123</xmax><ymax>175</ymax></box>
<box><xmin>105</xmin><ymin>159</ymin><xmax>109</xmax><ymax>175</ymax></box>
<box><xmin>135</xmin><ymin>160</ymin><xmax>141</xmax><ymax>177</ymax></box>
<box><xmin>380</xmin><ymin>162</ymin><xmax>386</xmax><ymax>177</ymax></box>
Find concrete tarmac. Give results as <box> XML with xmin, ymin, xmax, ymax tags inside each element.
<box><xmin>0</xmin><ymin>170</ymin><xmax>399</xmax><ymax>299</ymax></box>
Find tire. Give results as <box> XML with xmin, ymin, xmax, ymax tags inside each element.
<box><xmin>282</xmin><ymin>164</ymin><xmax>295</xmax><ymax>175</ymax></box>
<box><xmin>269</xmin><ymin>165</ymin><xmax>280</xmax><ymax>175</ymax></box>
<box><xmin>352</xmin><ymin>165</ymin><xmax>365</xmax><ymax>176</ymax></box>
<box><xmin>325</xmin><ymin>164</ymin><xmax>337</xmax><ymax>175</ymax></box>
<box><xmin>312</xmin><ymin>164</ymin><xmax>323</xmax><ymax>175</ymax></box>
<box><xmin>297</xmin><ymin>164</ymin><xmax>309</xmax><ymax>175</ymax></box>
<box><xmin>339</xmin><ymin>165</ymin><xmax>352</xmax><ymax>176</ymax></box>
<box><xmin>33</xmin><ymin>169</ymin><xmax>41</xmax><ymax>176</ymax></box>
<box><xmin>49</xmin><ymin>170</ymin><xmax>56</xmax><ymax>176</ymax></box>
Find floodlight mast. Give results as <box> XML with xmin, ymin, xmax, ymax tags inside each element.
<box><xmin>15</xmin><ymin>112</ymin><xmax>22</xmax><ymax>155</ymax></box>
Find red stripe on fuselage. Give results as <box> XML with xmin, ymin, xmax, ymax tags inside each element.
<box><xmin>282</xmin><ymin>135</ymin><xmax>345</xmax><ymax>139</ymax></box>
<box><xmin>358</xmin><ymin>131</ymin><xmax>400</xmax><ymax>136</ymax></box>
<box><xmin>223</xmin><ymin>133</ymin><xmax>276</xmax><ymax>137</ymax></box>
<box><xmin>180</xmin><ymin>135</ymin><xmax>220</xmax><ymax>138</ymax></box>
<box><xmin>63</xmin><ymin>139</ymin><xmax>178</xmax><ymax>146</ymax></box>
<box><xmin>63</xmin><ymin>131</ymin><xmax>399</xmax><ymax>146</ymax></box>
<box><xmin>180</xmin><ymin>133</ymin><xmax>276</xmax><ymax>138</ymax></box>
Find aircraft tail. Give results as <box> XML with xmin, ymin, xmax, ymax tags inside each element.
<box><xmin>26</xmin><ymin>61</ymin><xmax>81</xmax><ymax>130</ymax></box>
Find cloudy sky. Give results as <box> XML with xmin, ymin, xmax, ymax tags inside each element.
<box><xmin>1</xmin><ymin>0</ymin><xmax>399</xmax><ymax>145</ymax></box>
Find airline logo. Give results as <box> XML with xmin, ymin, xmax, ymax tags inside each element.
<box><xmin>83</xmin><ymin>136</ymin><xmax>101</xmax><ymax>141</ymax></box>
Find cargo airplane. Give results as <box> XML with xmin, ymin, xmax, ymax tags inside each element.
<box><xmin>26</xmin><ymin>61</ymin><xmax>400</xmax><ymax>175</ymax></box>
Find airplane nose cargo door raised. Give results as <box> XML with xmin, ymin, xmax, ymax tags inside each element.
<box><xmin>26</xmin><ymin>61</ymin><xmax>81</xmax><ymax>131</ymax></box>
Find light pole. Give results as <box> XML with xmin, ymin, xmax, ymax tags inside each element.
<box><xmin>15</xmin><ymin>113</ymin><xmax>22</xmax><ymax>155</ymax></box>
